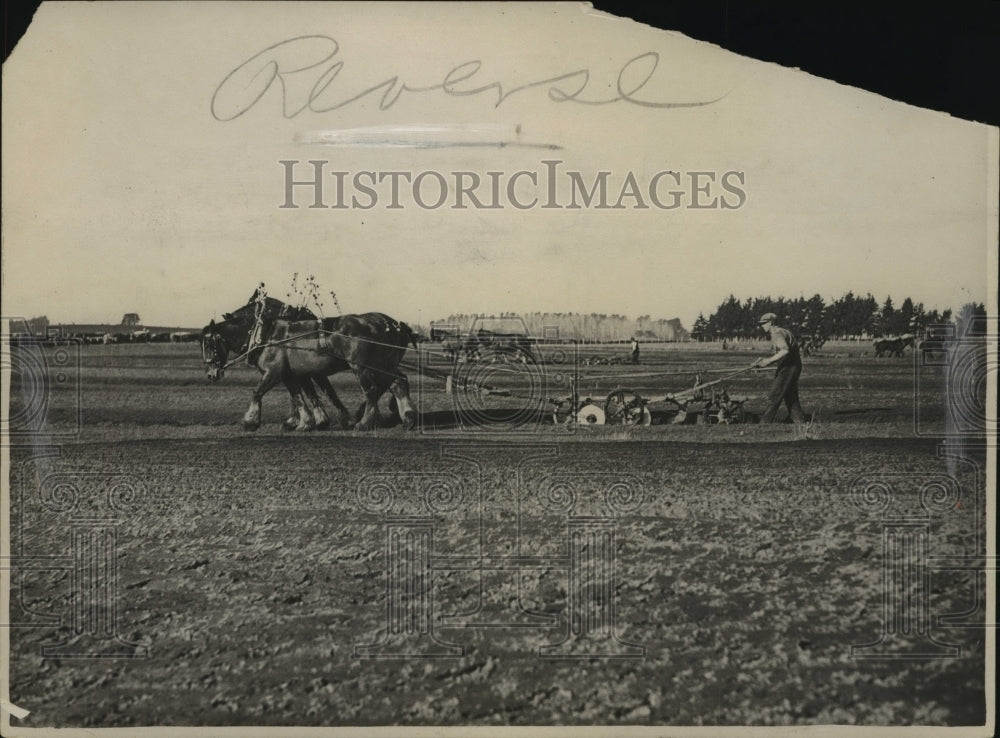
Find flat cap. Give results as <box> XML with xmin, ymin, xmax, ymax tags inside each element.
<box><xmin>758</xmin><ymin>312</ymin><xmax>777</xmax><ymax>324</ymax></box>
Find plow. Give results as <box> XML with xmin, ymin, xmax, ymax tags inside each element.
<box><xmin>549</xmin><ymin>368</ymin><xmax>757</xmax><ymax>427</ymax></box>
<box><xmin>427</xmin><ymin>323</ymin><xmax>761</xmax><ymax>429</ymax></box>
<box><xmin>444</xmin><ymin>352</ymin><xmax>759</xmax><ymax>427</ymax></box>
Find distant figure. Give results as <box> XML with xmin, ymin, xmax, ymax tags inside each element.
<box><xmin>629</xmin><ymin>336</ymin><xmax>640</xmax><ymax>364</ymax></box>
<box><xmin>752</xmin><ymin>313</ymin><xmax>808</xmax><ymax>424</ymax></box>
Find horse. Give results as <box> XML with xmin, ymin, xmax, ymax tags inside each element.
<box><xmin>203</xmin><ymin>293</ymin><xmax>418</xmax><ymax>431</ymax></box>
<box><xmin>256</xmin><ymin>314</ymin><xmax>419</xmax><ymax>431</ymax></box>
<box><xmin>459</xmin><ymin>328</ymin><xmax>536</xmax><ymax>363</ymax></box>
<box><xmin>873</xmin><ymin>335</ymin><xmax>914</xmax><ymax>357</ymax></box>
<box><xmin>202</xmin><ymin>294</ymin><xmax>353</xmax><ymax>431</ymax></box>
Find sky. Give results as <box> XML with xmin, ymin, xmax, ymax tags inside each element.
<box><xmin>2</xmin><ymin>2</ymin><xmax>996</xmax><ymax>330</ymax></box>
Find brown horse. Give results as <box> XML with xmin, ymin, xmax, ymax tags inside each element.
<box><xmin>256</xmin><ymin>314</ymin><xmax>418</xmax><ymax>431</ymax></box>
<box><xmin>202</xmin><ymin>295</ymin><xmax>353</xmax><ymax>431</ymax></box>
<box><xmin>203</xmin><ymin>294</ymin><xmax>418</xmax><ymax>431</ymax></box>
<box><xmin>873</xmin><ymin>335</ymin><xmax>915</xmax><ymax>358</ymax></box>
<box><xmin>459</xmin><ymin>328</ymin><xmax>536</xmax><ymax>363</ymax></box>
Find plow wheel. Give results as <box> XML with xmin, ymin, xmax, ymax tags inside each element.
<box><xmin>576</xmin><ymin>404</ymin><xmax>606</xmax><ymax>425</ymax></box>
<box><xmin>604</xmin><ymin>388</ymin><xmax>652</xmax><ymax>426</ymax></box>
<box><xmin>716</xmin><ymin>402</ymin><xmax>748</xmax><ymax>425</ymax></box>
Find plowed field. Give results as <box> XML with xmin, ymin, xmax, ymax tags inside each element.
<box><xmin>5</xmin><ymin>341</ymin><xmax>989</xmax><ymax>728</ymax></box>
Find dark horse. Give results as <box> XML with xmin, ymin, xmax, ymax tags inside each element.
<box><xmin>260</xmin><ymin>314</ymin><xmax>418</xmax><ymax>431</ymax></box>
<box><xmin>202</xmin><ymin>295</ymin><xmax>353</xmax><ymax>431</ymax></box>
<box><xmin>873</xmin><ymin>335</ymin><xmax>915</xmax><ymax>357</ymax></box>
<box><xmin>459</xmin><ymin>329</ymin><xmax>536</xmax><ymax>363</ymax></box>
<box><xmin>202</xmin><ymin>293</ymin><xmax>418</xmax><ymax>431</ymax></box>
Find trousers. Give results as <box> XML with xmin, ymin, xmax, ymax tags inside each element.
<box><xmin>761</xmin><ymin>363</ymin><xmax>808</xmax><ymax>423</ymax></box>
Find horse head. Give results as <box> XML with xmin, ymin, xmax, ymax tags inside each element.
<box><xmin>202</xmin><ymin>319</ymin><xmax>230</xmax><ymax>381</ymax></box>
<box><xmin>201</xmin><ymin>314</ymin><xmax>258</xmax><ymax>381</ymax></box>
<box><xmin>203</xmin><ymin>294</ymin><xmax>320</xmax><ymax>381</ymax></box>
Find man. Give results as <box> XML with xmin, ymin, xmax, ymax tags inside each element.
<box><xmin>629</xmin><ymin>336</ymin><xmax>640</xmax><ymax>364</ymax></box>
<box><xmin>752</xmin><ymin>313</ymin><xmax>809</xmax><ymax>423</ymax></box>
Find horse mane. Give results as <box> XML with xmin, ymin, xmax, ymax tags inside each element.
<box><xmin>223</xmin><ymin>295</ymin><xmax>318</xmax><ymax>322</ymax></box>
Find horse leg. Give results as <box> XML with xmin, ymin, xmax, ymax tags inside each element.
<box><xmin>282</xmin><ymin>380</ymin><xmax>306</xmax><ymax>431</ymax></box>
<box><xmin>293</xmin><ymin>379</ymin><xmax>323</xmax><ymax>431</ymax></box>
<box><xmin>372</xmin><ymin>380</ymin><xmax>400</xmax><ymax>429</ymax></box>
<box><xmin>353</xmin><ymin>369</ymin><xmax>384</xmax><ymax>431</ymax></box>
<box><xmin>378</xmin><ymin>378</ymin><xmax>401</xmax><ymax>428</ymax></box>
<box><xmin>282</xmin><ymin>376</ymin><xmax>316</xmax><ymax>432</ymax></box>
<box><xmin>301</xmin><ymin>379</ymin><xmax>330</xmax><ymax>430</ymax></box>
<box><xmin>372</xmin><ymin>370</ymin><xmax>407</xmax><ymax>428</ymax></box>
<box><xmin>314</xmin><ymin>375</ymin><xmax>352</xmax><ymax>430</ymax></box>
<box><xmin>282</xmin><ymin>393</ymin><xmax>300</xmax><ymax>431</ymax></box>
<box><xmin>389</xmin><ymin>375</ymin><xmax>418</xmax><ymax>431</ymax></box>
<box><xmin>244</xmin><ymin>366</ymin><xmax>284</xmax><ymax>431</ymax></box>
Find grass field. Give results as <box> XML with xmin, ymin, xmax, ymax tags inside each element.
<box><xmin>5</xmin><ymin>341</ymin><xmax>990</xmax><ymax>728</ymax></box>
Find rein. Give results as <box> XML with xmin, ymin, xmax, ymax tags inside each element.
<box><xmin>212</xmin><ymin>327</ymin><xmax>417</xmax><ymax>373</ymax></box>
<box><xmin>209</xmin><ymin>325</ymin><xmax>528</xmax><ymax>403</ymax></box>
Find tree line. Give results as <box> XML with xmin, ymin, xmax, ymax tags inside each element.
<box><xmin>690</xmin><ymin>293</ymin><xmax>985</xmax><ymax>342</ymax></box>
<box><xmin>429</xmin><ymin>312</ymin><xmax>689</xmax><ymax>342</ymax></box>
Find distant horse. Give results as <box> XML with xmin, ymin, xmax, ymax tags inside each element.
<box><xmin>800</xmin><ymin>333</ymin><xmax>827</xmax><ymax>357</ymax></box>
<box><xmin>873</xmin><ymin>335</ymin><xmax>914</xmax><ymax>358</ymax></box>
<box><xmin>203</xmin><ymin>293</ymin><xmax>418</xmax><ymax>431</ymax></box>
<box><xmin>202</xmin><ymin>295</ymin><xmax>353</xmax><ymax>431</ymax></box>
<box><xmin>459</xmin><ymin>329</ymin><xmax>535</xmax><ymax>363</ymax></box>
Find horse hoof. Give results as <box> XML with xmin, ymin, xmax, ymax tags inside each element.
<box><xmin>402</xmin><ymin>411</ymin><xmax>417</xmax><ymax>431</ymax></box>
<box><xmin>315</xmin><ymin>419</ymin><xmax>331</xmax><ymax>431</ymax></box>
<box><xmin>243</xmin><ymin>421</ymin><xmax>260</xmax><ymax>432</ymax></box>
<box><xmin>295</xmin><ymin>421</ymin><xmax>316</xmax><ymax>432</ymax></box>
<box><xmin>282</xmin><ymin>417</ymin><xmax>298</xmax><ymax>431</ymax></box>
